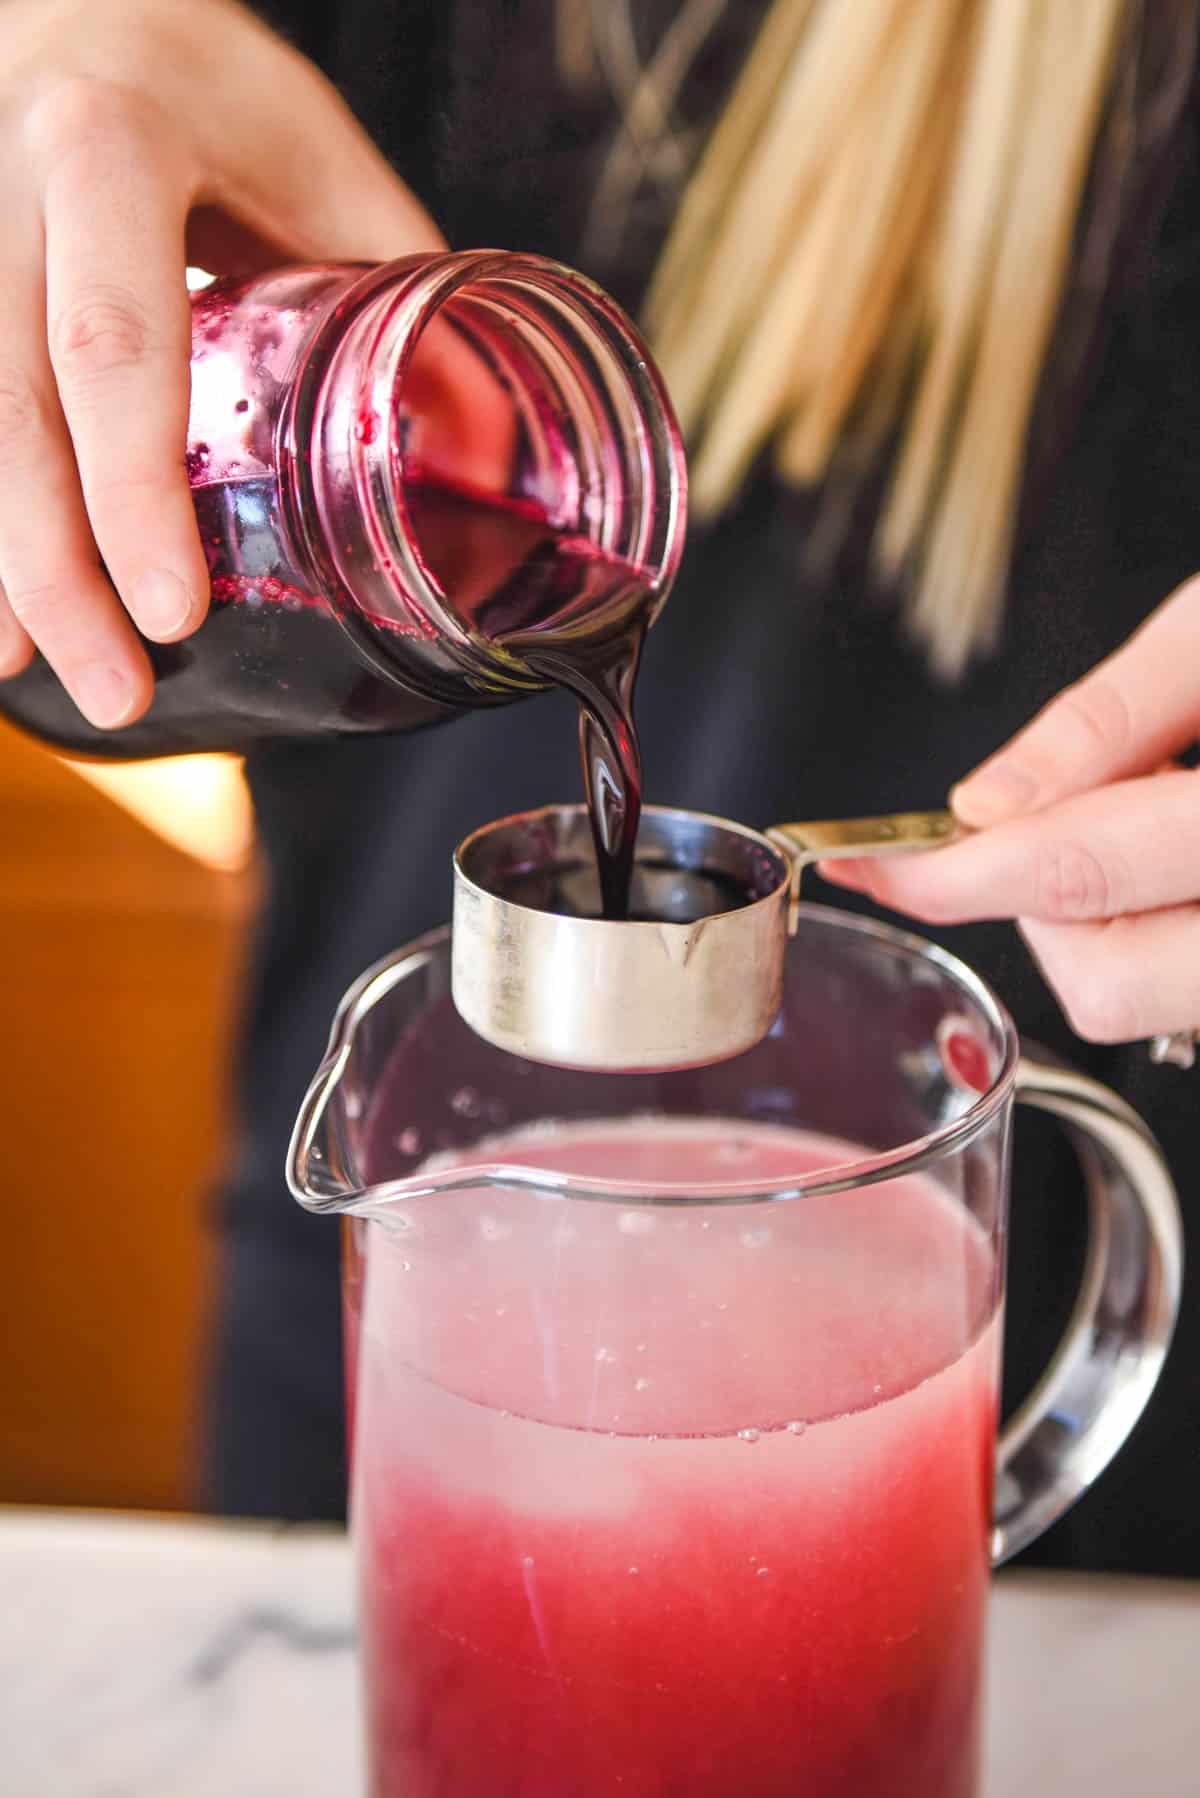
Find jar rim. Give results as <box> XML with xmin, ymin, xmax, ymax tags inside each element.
<box><xmin>338</xmin><ymin>251</ymin><xmax>687</xmax><ymax>683</ymax></box>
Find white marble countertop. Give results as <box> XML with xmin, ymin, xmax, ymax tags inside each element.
<box><xmin>2</xmin><ymin>1507</ymin><xmax>1195</xmax><ymax>1796</ymax></box>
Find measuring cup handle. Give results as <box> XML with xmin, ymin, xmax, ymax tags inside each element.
<box><xmin>992</xmin><ymin>1048</ymin><xmax>1183</xmax><ymax>1565</ymax></box>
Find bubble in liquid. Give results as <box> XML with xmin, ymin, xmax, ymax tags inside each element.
<box><xmin>740</xmin><ymin>1226</ymin><xmax>771</xmax><ymax>1249</ymax></box>
<box><xmin>717</xmin><ymin>1138</ymin><xmax>753</xmax><ymax>1163</ymax></box>
<box><xmin>786</xmin><ymin>1420</ymin><xmax>807</xmax><ymax>1437</ymax></box>
<box><xmin>699</xmin><ymin>1220</ymin><xmax>711</xmax><ymax>1232</ymax></box>
<box><xmin>495</xmin><ymin>1306</ymin><xmax>508</xmax><ymax>1318</ymax></box>
<box><xmin>756</xmin><ymin>1566</ymin><xmax>771</xmax><ymax>1579</ymax></box>
<box><xmin>343</xmin><ymin>1091</ymin><xmax>363</xmax><ymax>1120</ymax></box>
<box><xmin>522</xmin><ymin>1555</ymin><xmax>535</xmax><ymax>1570</ymax></box>
<box><xmin>634</xmin><ymin>1377</ymin><xmax>651</xmax><ymax>1392</ymax></box>
<box><xmin>595</xmin><ymin>1346</ymin><xmax>617</xmax><ymax>1365</ymax></box>
<box><xmin>395</xmin><ymin>1127</ymin><xmax>422</xmax><ymax>1156</ymax></box>
<box><xmin>628</xmin><ymin>1566</ymin><xmax>640</xmax><ymax>1576</ymax></box>
<box><xmin>481</xmin><ymin>1214</ymin><xmax>512</xmax><ymax>1242</ymax></box>
<box><xmin>737</xmin><ymin>1427</ymin><xmax>761</xmax><ymax>1444</ymax></box>
<box><xmin>451</xmin><ymin>1086</ymin><xmax>484</xmax><ymax>1119</ymax></box>
<box><xmin>635</xmin><ymin>1342</ymin><xmax>647</xmax><ymax>1354</ymax></box>
<box><xmin>400</xmin><ymin>1260</ymin><xmax>412</xmax><ymax>1273</ymax></box>
<box><xmin>617</xmin><ymin>1210</ymin><xmax>655</xmax><ymax>1236</ymax></box>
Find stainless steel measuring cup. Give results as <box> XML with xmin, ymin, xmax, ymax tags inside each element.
<box><xmin>452</xmin><ymin>803</ymin><xmax>958</xmax><ymax>1070</ymax></box>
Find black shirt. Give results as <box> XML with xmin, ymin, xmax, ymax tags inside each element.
<box><xmin>209</xmin><ymin>0</ymin><xmax>1200</xmax><ymax>1576</ymax></box>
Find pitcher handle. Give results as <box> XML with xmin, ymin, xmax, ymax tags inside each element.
<box><xmin>992</xmin><ymin>1050</ymin><xmax>1183</xmax><ymax>1565</ymax></box>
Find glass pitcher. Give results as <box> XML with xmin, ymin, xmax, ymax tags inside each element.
<box><xmin>289</xmin><ymin>908</ymin><xmax>1181</xmax><ymax>1798</ymax></box>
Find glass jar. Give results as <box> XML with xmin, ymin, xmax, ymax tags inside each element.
<box><xmin>0</xmin><ymin>254</ymin><xmax>685</xmax><ymax>758</ymax></box>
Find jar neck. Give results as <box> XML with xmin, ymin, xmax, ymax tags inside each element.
<box><xmin>284</xmin><ymin>253</ymin><xmax>686</xmax><ymax>695</ymax></box>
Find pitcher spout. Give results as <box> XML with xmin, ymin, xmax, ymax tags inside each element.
<box><xmin>286</xmin><ymin>936</ymin><xmax>452</xmax><ymax>1217</ymax></box>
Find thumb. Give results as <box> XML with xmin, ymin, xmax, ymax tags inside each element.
<box><xmin>951</xmin><ymin>573</ymin><xmax>1200</xmax><ymax>830</ymax></box>
<box><xmin>277</xmin><ymin>115</ymin><xmax>446</xmax><ymax>263</ymax></box>
<box><xmin>206</xmin><ymin>53</ymin><xmax>445</xmax><ymax>268</ymax></box>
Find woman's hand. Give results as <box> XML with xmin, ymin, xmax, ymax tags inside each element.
<box><xmin>0</xmin><ymin>0</ymin><xmax>442</xmax><ymax>728</ymax></box>
<box><xmin>822</xmin><ymin>576</ymin><xmax>1200</xmax><ymax>1046</ymax></box>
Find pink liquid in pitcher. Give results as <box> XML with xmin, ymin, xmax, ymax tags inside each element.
<box><xmin>350</xmin><ymin>1118</ymin><xmax>1001</xmax><ymax>1798</ymax></box>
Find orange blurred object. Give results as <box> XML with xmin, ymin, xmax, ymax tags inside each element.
<box><xmin>60</xmin><ymin>753</ymin><xmax>255</xmax><ymax>874</ymax></box>
<box><xmin>0</xmin><ymin>717</ymin><xmax>258</xmax><ymax>1509</ymax></box>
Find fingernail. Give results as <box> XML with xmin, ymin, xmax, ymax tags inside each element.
<box><xmin>950</xmin><ymin>764</ymin><xmax>1036</xmax><ymax>827</ymax></box>
<box><xmin>133</xmin><ymin>567</ymin><xmax>194</xmax><ymax>638</ymax></box>
<box><xmin>74</xmin><ymin>664</ymin><xmax>134</xmax><ymax>729</ymax></box>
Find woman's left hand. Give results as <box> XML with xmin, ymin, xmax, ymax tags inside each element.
<box><xmin>821</xmin><ymin>576</ymin><xmax>1200</xmax><ymax>1046</ymax></box>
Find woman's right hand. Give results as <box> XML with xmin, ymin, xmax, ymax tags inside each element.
<box><xmin>0</xmin><ymin>0</ymin><xmax>444</xmax><ymax>729</ymax></box>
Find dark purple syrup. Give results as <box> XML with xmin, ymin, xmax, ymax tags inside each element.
<box><xmin>402</xmin><ymin>477</ymin><xmax>648</xmax><ymax>920</ymax></box>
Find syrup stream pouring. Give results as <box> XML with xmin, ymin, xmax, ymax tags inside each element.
<box><xmin>451</xmin><ymin>805</ymin><xmax>959</xmax><ymax>1071</ymax></box>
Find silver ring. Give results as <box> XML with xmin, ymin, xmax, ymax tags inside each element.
<box><xmin>1149</xmin><ymin>1031</ymin><xmax>1199</xmax><ymax>1069</ymax></box>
